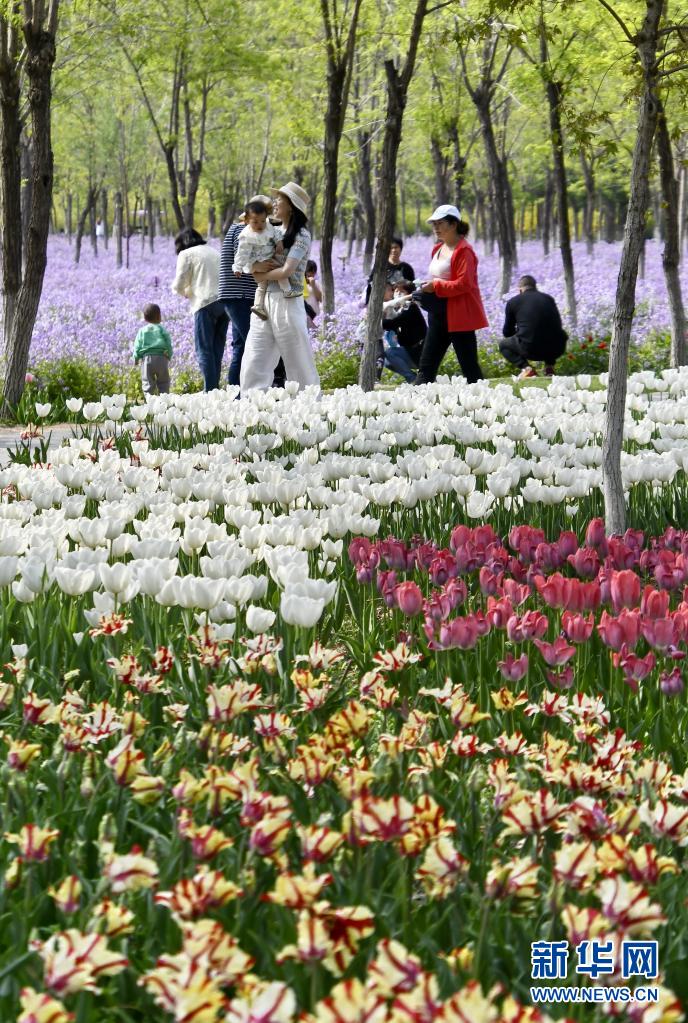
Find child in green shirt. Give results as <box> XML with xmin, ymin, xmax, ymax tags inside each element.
<box><xmin>133</xmin><ymin>304</ymin><xmax>173</xmax><ymax>395</ymax></box>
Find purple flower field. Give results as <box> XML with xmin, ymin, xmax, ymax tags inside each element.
<box><xmin>18</xmin><ymin>235</ymin><xmax>686</xmax><ymax>375</ymax></box>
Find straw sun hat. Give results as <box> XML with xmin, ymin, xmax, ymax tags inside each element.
<box><xmin>270</xmin><ymin>182</ymin><xmax>310</xmax><ymax>216</ymax></box>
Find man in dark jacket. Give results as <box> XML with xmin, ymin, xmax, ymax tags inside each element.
<box><xmin>500</xmin><ymin>275</ymin><xmax>568</xmax><ymax>378</ymax></box>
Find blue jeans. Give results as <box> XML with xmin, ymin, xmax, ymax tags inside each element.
<box><xmin>224</xmin><ymin>298</ymin><xmax>253</xmax><ymax>386</ymax></box>
<box><xmin>195</xmin><ymin>300</ymin><xmax>230</xmax><ymax>391</ymax></box>
<box><xmin>384</xmin><ymin>331</ymin><xmax>417</xmax><ymax>383</ymax></box>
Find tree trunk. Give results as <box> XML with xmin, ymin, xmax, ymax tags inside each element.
<box><xmin>146</xmin><ymin>193</ymin><xmax>154</xmax><ymax>252</ymax></box>
<box><xmin>430</xmin><ymin>134</ymin><xmax>449</xmax><ymax>206</ymax></box>
<box><xmin>65</xmin><ymin>193</ymin><xmax>73</xmax><ymax>241</ymax></box>
<box><xmin>101</xmin><ymin>188</ymin><xmax>109</xmax><ymax>249</ymax></box>
<box><xmin>542</xmin><ymin>170</ymin><xmax>553</xmax><ymax>256</ymax></box>
<box><xmin>656</xmin><ymin>103</ymin><xmax>686</xmax><ymax>366</ymax></box>
<box><xmin>319</xmin><ymin>0</ymin><xmax>362</xmax><ymax>316</ymax></box>
<box><xmin>207</xmin><ymin>204</ymin><xmax>216</xmax><ymax>238</ymax></box>
<box><xmin>20</xmin><ymin>132</ymin><xmax>32</xmax><ymax>258</ymax></box>
<box><xmin>114</xmin><ymin>191</ymin><xmax>123</xmax><ymax>269</ymax></box>
<box><xmin>89</xmin><ymin>201</ymin><xmax>97</xmax><ymax>256</ymax></box>
<box><xmin>2</xmin><ymin>8</ymin><xmax>60</xmax><ymax>414</ymax></box>
<box><xmin>448</xmin><ymin>122</ymin><xmax>466</xmax><ymax>209</ymax></box>
<box><xmin>602</xmin><ymin>0</ymin><xmax>663</xmax><ymax>535</ymax></box>
<box><xmin>540</xmin><ymin>22</ymin><xmax>577</xmax><ymax>326</ymax></box>
<box><xmin>678</xmin><ymin>157</ymin><xmax>687</xmax><ymax>256</ymax></box>
<box><xmin>359</xmin><ymin>128</ymin><xmax>376</xmax><ymax>275</ymax></box>
<box><xmin>0</xmin><ymin>31</ymin><xmax>23</xmax><ymax>355</ymax></box>
<box><xmin>580</xmin><ymin>152</ymin><xmax>595</xmax><ymax>255</ymax></box>
<box><xmin>360</xmin><ymin>0</ymin><xmax>428</xmax><ymax>390</ymax></box>
<box><xmin>474</xmin><ymin>96</ymin><xmax>516</xmax><ymax>294</ymax></box>
<box><xmin>74</xmin><ymin>186</ymin><xmax>98</xmax><ymax>264</ymax></box>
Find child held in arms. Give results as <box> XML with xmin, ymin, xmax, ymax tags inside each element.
<box><xmin>133</xmin><ymin>303</ymin><xmax>172</xmax><ymax>395</ymax></box>
<box><xmin>382</xmin><ymin>279</ymin><xmax>427</xmax><ymax>369</ymax></box>
<box><xmin>232</xmin><ymin>198</ymin><xmax>302</xmax><ymax>320</ymax></box>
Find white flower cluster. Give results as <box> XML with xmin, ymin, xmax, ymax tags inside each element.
<box><xmin>1</xmin><ymin>369</ymin><xmax>687</xmax><ymax>627</ymax></box>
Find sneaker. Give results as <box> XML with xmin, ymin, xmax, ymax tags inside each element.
<box><xmin>284</xmin><ymin>288</ymin><xmax>303</xmax><ymax>299</ymax></box>
<box><xmin>518</xmin><ymin>367</ymin><xmax>538</xmax><ymax>379</ymax></box>
<box><xmin>251</xmin><ymin>305</ymin><xmax>268</xmax><ymax>320</ymax></box>
<box><xmin>544</xmin><ymin>365</ymin><xmax>555</xmax><ymax>376</ymax></box>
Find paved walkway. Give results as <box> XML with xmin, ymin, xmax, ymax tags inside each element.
<box><xmin>0</xmin><ymin>424</ymin><xmax>74</xmax><ymax>467</ymax></box>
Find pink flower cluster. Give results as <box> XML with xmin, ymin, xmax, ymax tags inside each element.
<box><xmin>349</xmin><ymin>519</ymin><xmax>688</xmax><ymax>696</ymax></box>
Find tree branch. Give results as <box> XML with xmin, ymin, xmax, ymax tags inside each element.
<box><xmin>596</xmin><ymin>0</ymin><xmax>635</xmax><ymax>44</ymax></box>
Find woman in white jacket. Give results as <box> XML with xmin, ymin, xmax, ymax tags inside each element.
<box><xmin>239</xmin><ymin>182</ymin><xmax>320</xmax><ymax>393</ymax></box>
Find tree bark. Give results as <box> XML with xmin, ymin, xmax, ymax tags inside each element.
<box><xmin>100</xmin><ymin>187</ymin><xmax>109</xmax><ymax>249</ymax></box>
<box><xmin>539</xmin><ymin>19</ymin><xmax>577</xmax><ymax>327</ymax></box>
<box><xmin>74</xmin><ymin>185</ymin><xmax>98</xmax><ymax>264</ymax></box>
<box><xmin>542</xmin><ymin>170</ymin><xmax>553</xmax><ymax>256</ymax></box>
<box><xmin>146</xmin><ymin>193</ymin><xmax>155</xmax><ymax>252</ymax></box>
<box><xmin>602</xmin><ymin>0</ymin><xmax>663</xmax><ymax>535</ymax></box>
<box><xmin>656</xmin><ymin>102</ymin><xmax>686</xmax><ymax>366</ymax></box>
<box><xmin>2</xmin><ymin>4</ymin><xmax>60</xmax><ymax>414</ymax></box>
<box><xmin>580</xmin><ymin>152</ymin><xmax>595</xmax><ymax>255</ymax></box>
<box><xmin>357</xmin><ymin>121</ymin><xmax>376</xmax><ymax>275</ymax></box>
<box><xmin>360</xmin><ymin>0</ymin><xmax>428</xmax><ymax>391</ymax></box>
<box><xmin>0</xmin><ymin>21</ymin><xmax>23</xmax><ymax>354</ymax></box>
<box><xmin>430</xmin><ymin>133</ymin><xmax>450</xmax><ymax>207</ymax></box>
<box><xmin>114</xmin><ymin>190</ymin><xmax>123</xmax><ymax>268</ymax></box>
<box><xmin>319</xmin><ymin>0</ymin><xmax>363</xmax><ymax>316</ymax></box>
<box><xmin>20</xmin><ymin>131</ymin><xmax>32</xmax><ymax>258</ymax></box>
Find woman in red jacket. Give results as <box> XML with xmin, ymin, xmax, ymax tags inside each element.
<box><xmin>414</xmin><ymin>205</ymin><xmax>488</xmax><ymax>384</ymax></box>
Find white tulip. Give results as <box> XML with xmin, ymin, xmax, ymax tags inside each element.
<box><xmin>35</xmin><ymin>402</ymin><xmax>52</xmax><ymax>418</ymax></box>
<box><xmin>54</xmin><ymin>566</ymin><xmax>97</xmax><ymax>596</ymax></box>
<box><xmin>0</xmin><ymin>556</ymin><xmax>19</xmax><ymax>586</ymax></box>
<box><xmin>66</xmin><ymin>397</ymin><xmax>84</xmax><ymax>413</ymax></box>
<box><xmin>280</xmin><ymin>592</ymin><xmax>325</xmax><ymax>627</ymax></box>
<box><xmin>245</xmin><ymin>605</ymin><xmax>276</xmax><ymax>633</ymax></box>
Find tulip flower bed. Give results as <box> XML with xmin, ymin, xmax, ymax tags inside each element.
<box><xmin>2</xmin><ymin>374</ymin><xmax>688</xmax><ymax>1022</ymax></box>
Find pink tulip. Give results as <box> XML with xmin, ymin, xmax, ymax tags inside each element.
<box><xmin>640</xmin><ymin>585</ymin><xmax>670</xmax><ymax>619</ymax></box>
<box><xmin>395</xmin><ymin>581</ymin><xmax>423</xmax><ymax>617</ymax></box>
<box><xmin>609</xmin><ymin>570</ymin><xmax>641</xmax><ymax>613</ymax></box>
<box><xmin>534</xmin><ymin>636</ymin><xmax>577</xmax><ymax>667</ymax></box>
<box><xmin>498</xmin><ymin>652</ymin><xmax>529</xmax><ymax>682</ymax></box>
<box><xmin>567</xmin><ymin>547</ymin><xmax>600</xmax><ymax>579</ymax></box>
<box><xmin>597</xmin><ymin>609</ymin><xmax>641</xmax><ymax>651</ymax></box>
<box><xmin>561</xmin><ymin>611</ymin><xmax>594</xmax><ymax>643</ymax></box>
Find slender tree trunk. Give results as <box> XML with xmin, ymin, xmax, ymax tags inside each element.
<box><xmin>474</xmin><ymin>97</ymin><xmax>516</xmax><ymax>293</ymax></box>
<box><xmin>656</xmin><ymin>102</ymin><xmax>686</xmax><ymax>366</ymax></box>
<box><xmin>319</xmin><ymin>0</ymin><xmax>363</xmax><ymax>316</ymax></box>
<box><xmin>0</xmin><ymin>30</ymin><xmax>23</xmax><ymax>354</ymax></box>
<box><xmin>89</xmin><ymin>200</ymin><xmax>97</xmax><ymax>256</ymax></box>
<box><xmin>542</xmin><ymin>170</ymin><xmax>553</xmax><ymax>256</ymax></box>
<box><xmin>448</xmin><ymin>122</ymin><xmax>466</xmax><ymax>209</ymax></box>
<box><xmin>540</xmin><ymin>22</ymin><xmax>577</xmax><ymax>326</ymax></box>
<box><xmin>114</xmin><ymin>191</ymin><xmax>123</xmax><ymax>268</ymax></box>
<box><xmin>74</xmin><ymin>186</ymin><xmax>98</xmax><ymax>264</ymax></box>
<box><xmin>360</xmin><ymin>0</ymin><xmax>428</xmax><ymax>390</ymax></box>
<box><xmin>20</xmin><ymin>132</ymin><xmax>32</xmax><ymax>259</ymax></box>
<box><xmin>65</xmin><ymin>193</ymin><xmax>73</xmax><ymax>241</ymax></box>
<box><xmin>580</xmin><ymin>152</ymin><xmax>595</xmax><ymax>255</ymax></box>
<box><xmin>101</xmin><ymin>188</ymin><xmax>109</xmax><ymax>249</ymax></box>
<box><xmin>602</xmin><ymin>0</ymin><xmax>663</xmax><ymax>534</ymax></box>
<box><xmin>2</xmin><ymin>7</ymin><xmax>60</xmax><ymax>413</ymax></box>
<box><xmin>678</xmin><ymin>157</ymin><xmax>687</xmax><ymax>256</ymax></box>
<box><xmin>207</xmin><ymin>204</ymin><xmax>216</xmax><ymax>239</ymax></box>
<box><xmin>146</xmin><ymin>193</ymin><xmax>154</xmax><ymax>253</ymax></box>
<box><xmin>358</xmin><ymin>124</ymin><xmax>376</xmax><ymax>274</ymax></box>
<box><xmin>430</xmin><ymin>134</ymin><xmax>449</xmax><ymax>206</ymax></box>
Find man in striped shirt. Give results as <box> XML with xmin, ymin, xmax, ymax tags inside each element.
<box><xmin>219</xmin><ymin>212</ymin><xmax>259</xmax><ymax>387</ymax></box>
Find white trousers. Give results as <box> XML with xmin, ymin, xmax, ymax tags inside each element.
<box><xmin>240</xmin><ymin>289</ymin><xmax>320</xmax><ymax>392</ymax></box>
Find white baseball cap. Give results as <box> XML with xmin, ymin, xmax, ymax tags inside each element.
<box><xmin>427</xmin><ymin>204</ymin><xmax>462</xmax><ymax>222</ymax></box>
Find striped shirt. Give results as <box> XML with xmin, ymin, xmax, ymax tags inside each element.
<box><xmin>219</xmin><ymin>223</ymin><xmax>257</xmax><ymax>301</ymax></box>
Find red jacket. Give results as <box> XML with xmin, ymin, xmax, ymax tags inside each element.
<box><xmin>431</xmin><ymin>238</ymin><xmax>489</xmax><ymax>332</ymax></box>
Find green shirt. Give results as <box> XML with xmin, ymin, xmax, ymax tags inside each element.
<box><xmin>133</xmin><ymin>324</ymin><xmax>173</xmax><ymax>360</ymax></box>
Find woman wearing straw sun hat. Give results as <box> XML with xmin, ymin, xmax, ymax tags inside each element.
<box><xmin>414</xmin><ymin>204</ymin><xmax>487</xmax><ymax>385</ymax></box>
<box><xmin>240</xmin><ymin>182</ymin><xmax>320</xmax><ymax>392</ymax></box>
